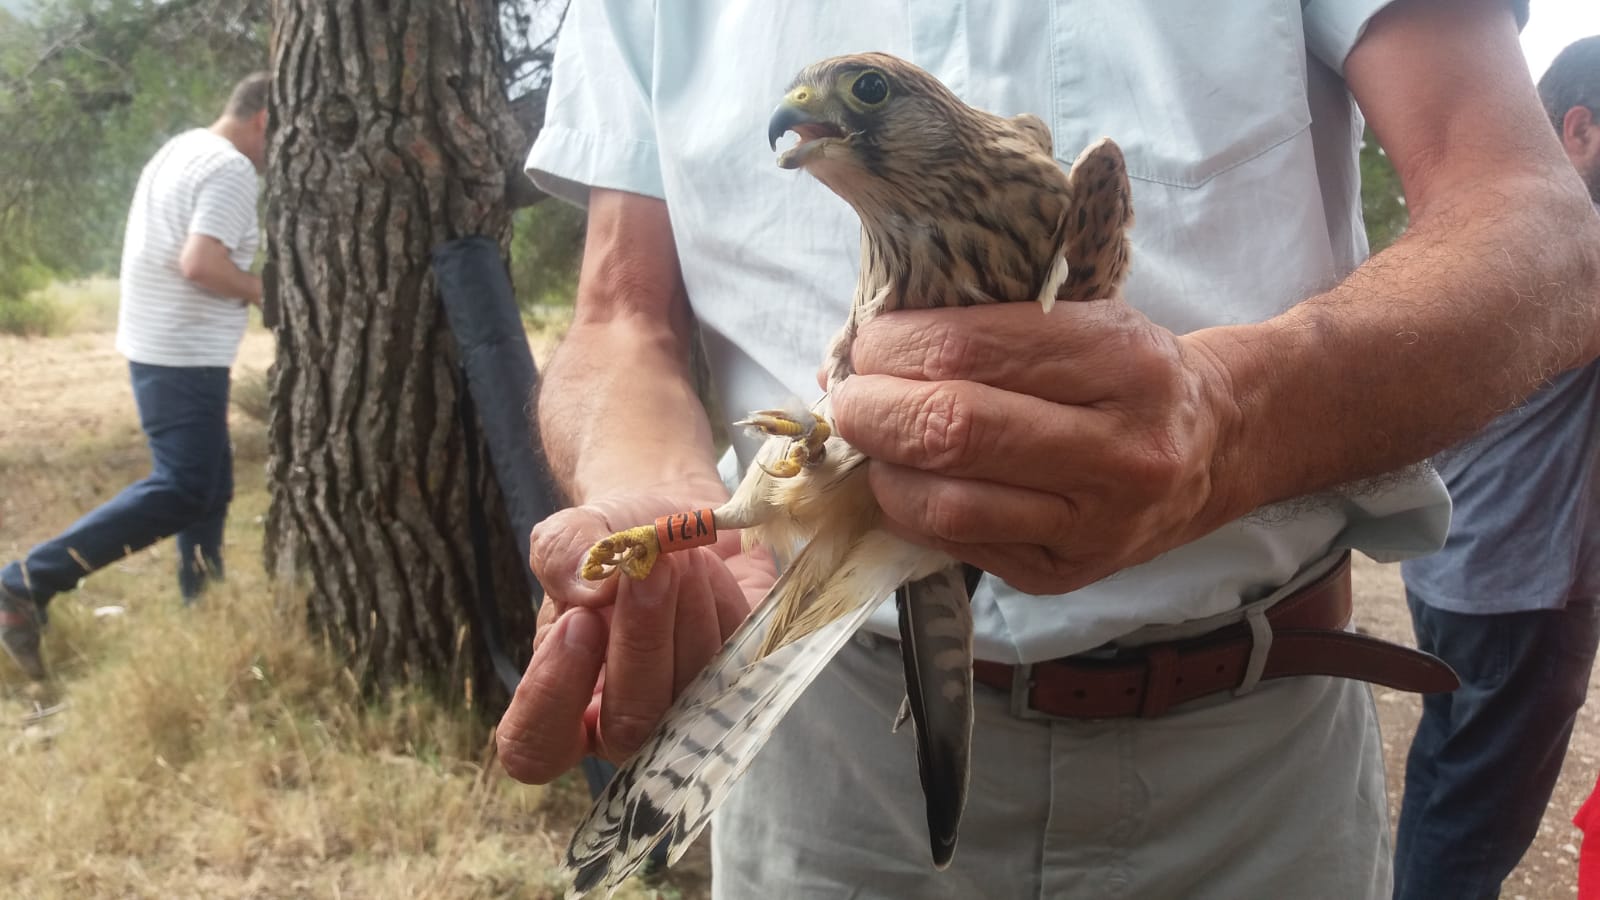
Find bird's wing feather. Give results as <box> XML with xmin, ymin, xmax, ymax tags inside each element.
<box><xmin>893</xmin><ymin>564</ymin><xmax>976</xmax><ymax>869</ymax></box>
<box><xmin>562</xmin><ymin>530</ymin><xmax>934</xmax><ymax>898</ymax></box>
<box><xmin>1056</xmin><ymin>137</ymin><xmax>1135</xmax><ymax>304</ymax></box>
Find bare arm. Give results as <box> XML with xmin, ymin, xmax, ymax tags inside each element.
<box><xmin>502</xmin><ymin>189</ymin><xmax>773</xmax><ymax>783</ymax></box>
<box><xmin>1190</xmin><ymin>0</ymin><xmax>1600</xmax><ymax>526</ymax></box>
<box><xmin>830</xmin><ymin>0</ymin><xmax>1600</xmax><ymax>593</ymax></box>
<box><xmin>536</xmin><ymin>188</ymin><xmax>727</xmax><ymax>507</ymax></box>
<box><xmin>178</xmin><ymin>234</ymin><xmax>262</xmax><ymax>307</ymax></box>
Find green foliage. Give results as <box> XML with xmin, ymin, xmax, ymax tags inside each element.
<box><xmin>1360</xmin><ymin>128</ymin><xmax>1408</xmax><ymax>254</ymax></box>
<box><xmin>0</xmin><ymin>251</ymin><xmax>50</xmax><ymax>303</ymax></box>
<box><xmin>0</xmin><ymin>293</ymin><xmax>68</xmax><ymax>337</ymax></box>
<box><xmin>0</xmin><ymin>0</ymin><xmax>269</xmax><ymax>281</ymax></box>
<box><xmin>0</xmin><ymin>254</ymin><xmax>66</xmax><ymax>335</ymax></box>
<box><xmin>2</xmin><ymin>0</ymin><xmax>571</xmax><ymax>316</ymax></box>
<box><xmin>509</xmin><ymin>198</ymin><xmax>585</xmax><ymax>313</ymax></box>
<box><xmin>0</xmin><ymin>275</ymin><xmax>123</xmax><ymax>336</ymax></box>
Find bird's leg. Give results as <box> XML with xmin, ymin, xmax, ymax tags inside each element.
<box><xmin>579</xmin><ymin>434</ymin><xmax>791</xmax><ymax>581</ymax></box>
<box><xmin>580</xmin><ymin>507</ymin><xmax>723</xmax><ymax>581</ymax></box>
<box><xmin>737</xmin><ymin>408</ymin><xmax>831</xmax><ymax>478</ymax></box>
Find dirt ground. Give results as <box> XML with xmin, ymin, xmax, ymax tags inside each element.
<box><xmin>0</xmin><ymin>324</ymin><xmax>1593</xmax><ymax>898</ymax></box>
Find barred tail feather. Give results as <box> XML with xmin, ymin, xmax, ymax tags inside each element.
<box><xmin>894</xmin><ymin>564</ymin><xmax>976</xmax><ymax>868</ymax></box>
<box><xmin>561</xmin><ymin>531</ymin><xmax>928</xmax><ymax>898</ymax></box>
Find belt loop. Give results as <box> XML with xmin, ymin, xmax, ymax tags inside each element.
<box><xmin>1140</xmin><ymin>645</ymin><xmax>1180</xmax><ymax>717</ymax></box>
<box><xmin>1008</xmin><ymin>663</ymin><xmax>1045</xmax><ymax>720</ymax></box>
<box><xmin>1235</xmin><ymin>605</ymin><xmax>1274</xmax><ymax>696</ymax></box>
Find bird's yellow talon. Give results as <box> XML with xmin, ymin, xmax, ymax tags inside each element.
<box><xmin>735</xmin><ymin>409</ymin><xmax>812</xmax><ymax>438</ymax></box>
<box><xmin>737</xmin><ymin>410</ymin><xmax>831</xmax><ymax>477</ymax></box>
<box><xmin>581</xmin><ymin>525</ymin><xmax>662</xmax><ymax>581</ymax></box>
<box><xmin>758</xmin><ymin>454</ymin><xmax>804</xmax><ymax>479</ymax></box>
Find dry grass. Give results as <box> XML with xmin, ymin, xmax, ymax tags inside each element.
<box><xmin>0</xmin><ymin>299</ymin><xmax>703</xmax><ymax>900</ymax></box>
<box><xmin>41</xmin><ymin>277</ymin><xmax>123</xmax><ymax>335</ymax></box>
<box><xmin>0</xmin><ymin>429</ymin><xmax>588</xmax><ymax>899</ymax></box>
<box><xmin>0</xmin><ymin>574</ymin><xmax>573</xmax><ymax>899</ymax></box>
<box><xmin>231</xmin><ymin>367</ymin><xmax>272</xmax><ymax>425</ymax></box>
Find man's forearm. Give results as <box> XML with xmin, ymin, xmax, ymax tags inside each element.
<box><xmin>179</xmin><ymin>234</ymin><xmax>262</xmax><ymax>305</ymax></box>
<box><xmin>537</xmin><ymin>189</ymin><xmax>727</xmax><ymax>508</ymax></box>
<box><xmin>199</xmin><ymin>265</ymin><xmax>261</xmax><ymax>307</ymax></box>
<box><xmin>1190</xmin><ymin>169</ymin><xmax>1600</xmax><ymax>527</ymax></box>
<box><xmin>1185</xmin><ymin>0</ymin><xmax>1600</xmax><ymax>532</ymax></box>
<box><xmin>538</xmin><ymin>318</ymin><xmax>727</xmax><ymax>506</ymax></box>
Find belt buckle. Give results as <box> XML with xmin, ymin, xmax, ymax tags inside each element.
<box><xmin>1008</xmin><ymin>662</ymin><xmax>1049</xmax><ymax>721</ymax></box>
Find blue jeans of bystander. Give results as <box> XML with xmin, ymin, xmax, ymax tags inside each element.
<box><xmin>1393</xmin><ymin>589</ymin><xmax>1600</xmax><ymax>900</ymax></box>
<box><xmin>1</xmin><ymin>361</ymin><xmax>233</xmax><ymax>608</ymax></box>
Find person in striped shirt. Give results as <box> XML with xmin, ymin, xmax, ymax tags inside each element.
<box><xmin>0</xmin><ymin>72</ymin><xmax>269</xmax><ymax>684</ymax></box>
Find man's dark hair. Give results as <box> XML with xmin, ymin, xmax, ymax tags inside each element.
<box><xmin>223</xmin><ymin>72</ymin><xmax>271</xmax><ymax>120</ymax></box>
<box><xmin>1538</xmin><ymin>36</ymin><xmax>1600</xmax><ymax>135</ymax></box>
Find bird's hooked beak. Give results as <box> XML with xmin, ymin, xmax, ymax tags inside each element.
<box><xmin>768</xmin><ymin>86</ymin><xmax>848</xmax><ymax>170</ymax></box>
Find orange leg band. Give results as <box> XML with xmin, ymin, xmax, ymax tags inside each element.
<box><xmin>654</xmin><ymin>508</ymin><xmax>718</xmax><ymax>552</ymax></box>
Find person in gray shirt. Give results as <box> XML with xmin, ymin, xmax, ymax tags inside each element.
<box><xmin>1394</xmin><ymin>35</ymin><xmax>1600</xmax><ymax>900</ymax></box>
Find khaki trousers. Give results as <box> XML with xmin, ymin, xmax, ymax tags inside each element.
<box><xmin>711</xmin><ymin>632</ymin><xmax>1391</xmax><ymax>900</ymax></box>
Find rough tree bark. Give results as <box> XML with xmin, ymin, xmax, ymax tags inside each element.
<box><xmin>263</xmin><ymin>0</ymin><xmax>535</xmax><ymax>701</ymax></box>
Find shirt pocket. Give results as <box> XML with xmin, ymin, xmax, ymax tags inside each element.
<box><xmin>1050</xmin><ymin>0</ymin><xmax>1311</xmax><ymax>189</ymax></box>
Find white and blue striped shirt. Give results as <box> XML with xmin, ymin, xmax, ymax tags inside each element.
<box><xmin>115</xmin><ymin>128</ymin><xmax>259</xmax><ymax>368</ymax></box>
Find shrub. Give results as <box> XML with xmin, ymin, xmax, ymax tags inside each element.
<box><xmin>0</xmin><ymin>257</ymin><xmax>68</xmax><ymax>336</ymax></box>
<box><xmin>0</xmin><ymin>292</ymin><xmax>69</xmax><ymax>337</ymax></box>
<box><xmin>509</xmin><ymin>199</ymin><xmax>585</xmax><ymax>316</ymax></box>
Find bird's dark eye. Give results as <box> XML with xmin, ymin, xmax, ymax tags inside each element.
<box><xmin>851</xmin><ymin>70</ymin><xmax>889</xmax><ymax>106</ymax></box>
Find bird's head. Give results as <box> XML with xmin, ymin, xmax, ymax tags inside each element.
<box><xmin>768</xmin><ymin>53</ymin><xmax>975</xmax><ymax>203</ymax></box>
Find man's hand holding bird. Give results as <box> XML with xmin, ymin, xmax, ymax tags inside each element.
<box><xmin>499</xmin><ymin>491</ymin><xmax>774</xmax><ymax>784</ymax></box>
<box><xmin>832</xmin><ymin>298</ymin><xmax>1240</xmax><ymax>597</ymax></box>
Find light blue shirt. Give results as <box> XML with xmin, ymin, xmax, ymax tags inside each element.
<box><xmin>528</xmin><ymin>0</ymin><xmax>1452</xmax><ymax>664</ymax></box>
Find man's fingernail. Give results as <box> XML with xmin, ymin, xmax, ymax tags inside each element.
<box><xmin>565</xmin><ymin>567</ymin><xmax>603</xmax><ymax>597</ymax></box>
<box><xmin>627</xmin><ymin>568</ymin><xmax>673</xmax><ymax>608</ymax></box>
<box><xmin>630</xmin><ymin>577</ymin><xmax>668</xmax><ymax>607</ymax></box>
<box><xmin>562</xmin><ymin>609</ymin><xmax>605</xmax><ymax>653</ymax></box>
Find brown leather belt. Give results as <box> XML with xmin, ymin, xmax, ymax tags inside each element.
<box><xmin>972</xmin><ymin>553</ymin><xmax>1459</xmax><ymax>719</ymax></box>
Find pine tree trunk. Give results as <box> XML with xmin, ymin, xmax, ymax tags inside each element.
<box><xmin>262</xmin><ymin>0</ymin><xmax>535</xmax><ymax>700</ymax></box>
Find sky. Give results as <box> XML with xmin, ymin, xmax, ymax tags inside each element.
<box><xmin>1524</xmin><ymin>0</ymin><xmax>1600</xmax><ymax>80</ymax></box>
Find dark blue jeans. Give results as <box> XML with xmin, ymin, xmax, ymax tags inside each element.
<box><xmin>1</xmin><ymin>361</ymin><xmax>233</xmax><ymax>607</ymax></box>
<box><xmin>1393</xmin><ymin>589</ymin><xmax>1600</xmax><ymax>900</ymax></box>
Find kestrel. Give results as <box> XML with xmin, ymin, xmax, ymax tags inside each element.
<box><xmin>563</xmin><ymin>52</ymin><xmax>1134</xmax><ymax>897</ymax></box>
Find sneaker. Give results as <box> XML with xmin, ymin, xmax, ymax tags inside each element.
<box><xmin>0</xmin><ymin>584</ymin><xmax>47</xmax><ymax>682</ymax></box>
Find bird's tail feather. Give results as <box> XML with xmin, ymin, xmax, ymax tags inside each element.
<box><xmin>561</xmin><ymin>531</ymin><xmax>920</xmax><ymax>898</ymax></box>
<box><xmin>894</xmin><ymin>564</ymin><xmax>976</xmax><ymax>869</ymax></box>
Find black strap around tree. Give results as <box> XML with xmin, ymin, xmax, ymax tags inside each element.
<box><xmin>432</xmin><ymin>236</ymin><xmax>631</xmax><ymax>811</ymax></box>
<box><xmin>455</xmin><ymin>381</ymin><xmax>526</xmax><ymax>694</ymax></box>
